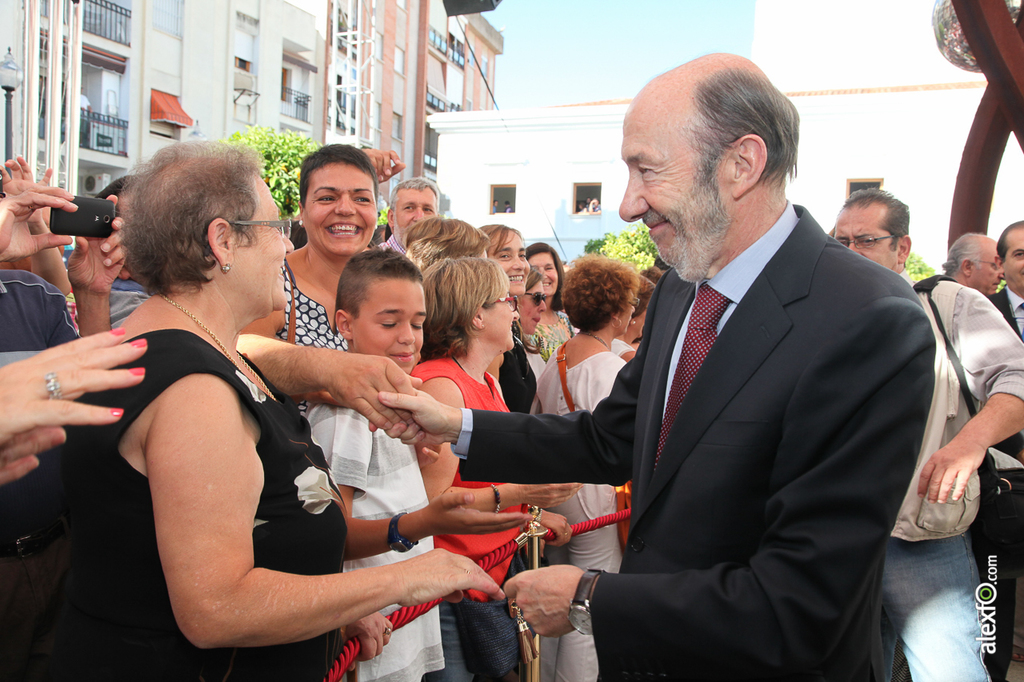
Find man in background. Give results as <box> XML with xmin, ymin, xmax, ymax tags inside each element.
<box><xmin>380</xmin><ymin>177</ymin><xmax>439</xmax><ymax>253</ymax></box>
<box><xmin>943</xmin><ymin>232</ymin><xmax>1003</xmax><ymax>295</ymax></box>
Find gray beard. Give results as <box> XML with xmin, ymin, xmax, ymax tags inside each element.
<box><xmin>644</xmin><ymin>182</ymin><xmax>730</xmax><ymax>283</ymax></box>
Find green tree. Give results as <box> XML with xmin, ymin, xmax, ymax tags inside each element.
<box><xmin>905</xmin><ymin>252</ymin><xmax>936</xmax><ymax>281</ymax></box>
<box><xmin>227</xmin><ymin>126</ymin><xmax>321</xmax><ymax>218</ymax></box>
<box><xmin>585</xmin><ymin>234</ymin><xmax>609</xmax><ymax>254</ymax></box>
<box><xmin>596</xmin><ymin>223</ymin><xmax>658</xmax><ymax>269</ymax></box>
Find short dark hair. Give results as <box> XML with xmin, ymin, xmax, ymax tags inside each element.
<box><xmin>121</xmin><ymin>142</ymin><xmax>263</xmax><ymax>294</ymax></box>
<box><xmin>562</xmin><ymin>255</ymin><xmax>640</xmax><ymax>333</ymax></box>
<box><xmin>997</xmin><ymin>221</ymin><xmax>1024</xmax><ymax>261</ymax></box>
<box><xmin>840</xmin><ymin>189</ymin><xmax>910</xmax><ymax>248</ymax></box>
<box><xmin>525</xmin><ymin>242</ymin><xmax>567</xmax><ymax>311</ymax></box>
<box><xmin>335</xmin><ymin>249</ymin><xmax>422</xmax><ymax>318</ymax></box>
<box><xmin>299</xmin><ymin>144</ymin><xmax>379</xmax><ymax>205</ymax></box>
<box><xmin>690</xmin><ymin>68</ymin><xmax>800</xmax><ymax>191</ymax></box>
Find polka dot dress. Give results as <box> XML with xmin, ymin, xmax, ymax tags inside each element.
<box><xmin>276</xmin><ymin>266</ymin><xmax>348</xmax><ymax>413</ymax></box>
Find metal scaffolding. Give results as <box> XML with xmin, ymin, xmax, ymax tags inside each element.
<box><xmin>326</xmin><ymin>0</ymin><xmax>376</xmax><ymax>147</ymax></box>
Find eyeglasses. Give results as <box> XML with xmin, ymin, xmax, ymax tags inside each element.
<box><xmin>630</xmin><ymin>297</ymin><xmax>640</xmax><ymax>308</ymax></box>
<box><xmin>524</xmin><ymin>292</ymin><xmax>548</xmax><ymax>306</ymax></box>
<box><xmin>495</xmin><ymin>295</ymin><xmax>518</xmax><ymax>312</ymax></box>
<box><xmin>836</xmin><ymin>234</ymin><xmax>897</xmax><ymax>250</ymax></box>
<box><xmin>229</xmin><ymin>219</ymin><xmax>296</xmax><ymax>240</ymax></box>
<box><xmin>976</xmin><ymin>260</ymin><xmax>1001</xmax><ymax>269</ymax></box>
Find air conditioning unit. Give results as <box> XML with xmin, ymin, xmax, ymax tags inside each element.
<box><xmin>84</xmin><ymin>173</ymin><xmax>113</xmax><ymax>195</ymax></box>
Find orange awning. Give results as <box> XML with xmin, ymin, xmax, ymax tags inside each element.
<box><xmin>150</xmin><ymin>90</ymin><xmax>193</xmax><ymax>127</ymax></box>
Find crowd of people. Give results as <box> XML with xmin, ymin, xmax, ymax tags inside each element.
<box><xmin>2</xmin><ymin>50</ymin><xmax>1024</xmax><ymax>682</ymax></box>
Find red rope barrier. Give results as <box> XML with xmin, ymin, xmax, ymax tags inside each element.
<box><xmin>324</xmin><ymin>507</ymin><xmax>631</xmax><ymax>682</ymax></box>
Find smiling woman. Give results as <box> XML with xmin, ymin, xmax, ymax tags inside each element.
<box><xmin>243</xmin><ymin>145</ymin><xmax>380</xmax><ymax>372</ymax></box>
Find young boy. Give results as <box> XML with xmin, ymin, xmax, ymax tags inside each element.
<box><xmin>308</xmin><ymin>250</ymin><xmax>528</xmax><ymax>682</ymax></box>
<box><xmin>308</xmin><ymin>249</ymin><xmax>440</xmax><ymax>682</ymax></box>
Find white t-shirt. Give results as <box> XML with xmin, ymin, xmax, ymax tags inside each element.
<box><xmin>610</xmin><ymin>338</ymin><xmax>634</xmax><ymax>359</ymax></box>
<box><xmin>534</xmin><ymin>351</ymin><xmax>625</xmax><ymax>520</ymax></box>
<box><xmin>308</xmin><ymin>404</ymin><xmax>443</xmax><ymax>682</ymax></box>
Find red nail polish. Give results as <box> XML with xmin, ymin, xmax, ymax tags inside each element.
<box><xmin>110</xmin><ymin>409</ymin><xmax>124</xmax><ymax>418</ymax></box>
<box><xmin>110</xmin><ymin>327</ymin><xmax>127</xmax><ymax>336</ymax></box>
<box><xmin>130</xmin><ymin>339</ymin><xmax>147</xmax><ymax>348</ymax></box>
<box><xmin>129</xmin><ymin>367</ymin><xmax>145</xmax><ymax>376</ymax></box>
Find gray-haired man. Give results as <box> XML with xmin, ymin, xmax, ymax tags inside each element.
<box><xmin>381</xmin><ymin>177</ymin><xmax>439</xmax><ymax>253</ymax></box>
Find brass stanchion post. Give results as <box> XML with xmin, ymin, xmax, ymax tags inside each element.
<box><xmin>519</xmin><ymin>506</ymin><xmax>544</xmax><ymax>682</ymax></box>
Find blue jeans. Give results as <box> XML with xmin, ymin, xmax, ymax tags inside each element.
<box><xmin>881</xmin><ymin>531</ymin><xmax>990</xmax><ymax>682</ymax></box>
<box><xmin>423</xmin><ymin>602</ymin><xmax>473</xmax><ymax>682</ymax></box>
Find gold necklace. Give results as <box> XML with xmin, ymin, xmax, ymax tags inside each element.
<box><xmin>581</xmin><ymin>332</ymin><xmax>609</xmax><ymax>350</ymax></box>
<box><xmin>160</xmin><ymin>295</ymin><xmax>278</xmax><ymax>402</ymax></box>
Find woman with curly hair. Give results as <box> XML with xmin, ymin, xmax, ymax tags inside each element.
<box><xmin>611</xmin><ymin>274</ymin><xmax>655</xmax><ymax>362</ymax></box>
<box><xmin>532</xmin><ymin>254</ymin><xmax>639</xmax><ymax>682</ymax></box>
<box><xmin>525</xmin><ymin>242</ymin><xmax>573</xmax><ymax>361</ymax></box>
<box><xmin>412</xmin><ymin>258</ymin><xmax>579</xmax><ymax>682</ymax></box>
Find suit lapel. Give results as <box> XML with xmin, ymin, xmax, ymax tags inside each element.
<box><xmin>632</xmin><ymin>276</ymin><xmax>693</xmax><ymax>499</ymax></box>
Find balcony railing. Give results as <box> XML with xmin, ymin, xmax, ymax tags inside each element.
<box><xmin>281</xmin><ymin>87</ymin><xmax>311</xmax><ymax>123</ymax></box>
<box><xmin>79</xmin><ymin>109</ymin><xmax>128</xmax><ymax>156</ymax></box>
<box><xmin>84</xmin><ymin>0</ymin><xmax>131</xmax><ymax>45</ymax></box>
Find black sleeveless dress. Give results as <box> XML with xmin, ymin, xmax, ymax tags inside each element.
<box><xmin>52</xmin><ymin>330</ymin><xmax>347</xmax><ymax>681</ymax></box>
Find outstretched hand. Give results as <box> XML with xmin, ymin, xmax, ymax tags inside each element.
<box><xmin>395</xmin><ymin>548</ymin><xmax>503</xmax><ymax>606</ymax></box>
<box><xmin>419</xmin><ymin>490</ymin><xmax>533</xmax><ymax>537</ymax></box>
<box><xmin>377</xmin><ymin>390</ymin><xmax>464</xmax><ymax>447</ymax></box>
<box><xmin>0</xmin><ymin>329</ymin><xmax>148</xmax><ymax>486</ymax></box>
<box><xmin>325</xmin><ymin>353</ymin><xmax>424</xmax><ymax>439</ymax></box>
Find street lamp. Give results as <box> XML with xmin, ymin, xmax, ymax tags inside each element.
<box><xmin>0</xmin><ymin>48</ymin><xmax>25</xmax><ymax>163</ymax></box>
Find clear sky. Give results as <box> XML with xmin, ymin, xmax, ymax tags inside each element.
<box><xmin>479</xmin><ymin>0</ymin><xmax>757</xmax><ymax>109</ymax></box>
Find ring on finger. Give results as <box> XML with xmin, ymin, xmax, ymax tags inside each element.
<box><xmin>384</xmin><ymin>626</ymin><xmax>392</xmax><ymax>636</ymax></box>
<box><xmin>45</xmin><ymin>372</ymin><xmax>63</xmax><ymax>400</ymax></box>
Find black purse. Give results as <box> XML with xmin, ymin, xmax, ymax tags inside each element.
<box><xmin>450</xmin><ymin>550</ymin><xmax>534</xmax><ymax>678</ymax></box>
<box><xmin>917</xmin><ymin>277</ymin><xmax>1024</xmax><ymax>578</ymax></box>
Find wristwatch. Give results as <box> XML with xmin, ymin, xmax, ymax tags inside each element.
<box><xmin>568</xmin><ymin>569</ymin><xmax>602</xmax><ymax>635</ymax></box>
<box><xmin>388</xmin><ymin>512</ymin><xmax>418</xmax><ymax>553</ymax></box>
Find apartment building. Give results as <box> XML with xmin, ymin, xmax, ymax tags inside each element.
<box><xmin>1</xmin><ymin>0</ymin><xmax>500</xmax><ymax>198</ymax></box>
<box><xmin>324</xmin><ymin>0</ymin><xmax>502</xmax><ymax>187</ymax></box>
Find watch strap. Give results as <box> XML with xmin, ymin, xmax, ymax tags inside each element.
<box><xmin>573</xmin><ymin>569</ymin><xmax>602</xmax><ymax>606</ymax></box>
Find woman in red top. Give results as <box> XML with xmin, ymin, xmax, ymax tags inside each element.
<box><xmin>414</xmin><ymin>258</ymin><xmax>578</xmax><ymax>682</ymax></box>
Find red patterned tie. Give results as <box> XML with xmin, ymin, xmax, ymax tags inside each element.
<box><xmin>655</xmin><ymin>283</ymin><xmax>731</xmax><ymax>467</ymax></box>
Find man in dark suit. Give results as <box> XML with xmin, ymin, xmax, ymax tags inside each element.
<box><xmin>384</xmin><ymin>54</ymin><xmax>934</xmax><ymax>681</ymax></box>
<box><xmin>990</xmin><ymin>221</ymin><xmax>1024</xmax><ymax>335</ymax></box>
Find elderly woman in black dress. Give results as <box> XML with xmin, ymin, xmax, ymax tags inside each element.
<box><xmin>52</xmin><ymin>142</ymin><xmax>500</xmax><ymax>682</ymax></box>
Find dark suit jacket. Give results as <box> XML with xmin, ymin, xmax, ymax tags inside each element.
<box><xmin>989</xmin><ymin>287</ymin><xmax>1019</xmax><ymax>334</ymax></box>
<box><xmin>461</xmin><ymin>208</ymin><xmax>935</xmax><ymax>682</ymax></box>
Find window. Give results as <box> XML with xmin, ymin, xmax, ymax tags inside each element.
<box><xmin>846</xmin><ymin>178</ymin><xmax>883</xmax><ymax>196</ymax></box>
<box><xmin>281</xmin><ymin>68</ymin><xmax>290</xmax><ymax>100</ymax></box>
<box><xmin>235</xmin><ymin>14</ymin><xmax>258</xmax><ymax>74</ymax></box>
<box><xmin>573</xmin><ymin>183</ymin><xmax>602</xmax><ymax>215</ymax></box>
<box><xmin>424</xmin><ymin>125</ymin><xmax>439</xmax><ymax>173</ymax></box>
<box><xmin>491</xmin><ymin>185</ymin><xmax>516</xmax><ymax>215</ymax></box>
<box><xmin>482</xmin><ymin>55</ymin><xmax>489</xmax><ymax>79</ymax></box>
<box><xmin>394</xmin><ymin>47</ymin><xmax>405</xmax><ymax>75</ymax></box>
<box><xmin>375</xmin><ymin>32</ymin><xmax>384</xmax><ymax>61</ymax></box>
<box><xmin>392</xmin><ymin>113</ymin><xmax>403</xmax><ymax>141</ymax></box>
<box><xmin>153</xmin><ymin>0</ymin><xmax>183</xmax><ymax>37</ymax></box>
<box><xmin>150</xmin><ymin>120</ymin><xmax>180</xmax><ymax>140</ymax></box>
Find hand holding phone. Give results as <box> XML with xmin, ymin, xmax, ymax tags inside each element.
<box><xmin>50</xmin><ymin>196</ymin><xmax>115</xmax><ymax>238</ymax></box>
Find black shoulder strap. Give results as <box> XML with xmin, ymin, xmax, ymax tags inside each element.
<box><xmin>912</xmin><ymin>274</ymin><xmax>957</xmax><ymax>295</ymax></box>
<box><xmin>918</xmin><ymin>279</ymin><xmax>977</xmax><ymax>419</ymax></box>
